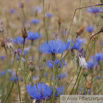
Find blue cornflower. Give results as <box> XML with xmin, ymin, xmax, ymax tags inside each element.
<box><xmin>0</xmin><ymin>55</ymin><xmax>5</xmax><ymax>60</ymax></box>
<box><xmin>97</xmin><ymin>76</ymin><xmax>101</xmax><ymax>80</ymax></box>
<box><xmin>12</xmin><ymin>36</ymin><xmax>24</xmax><ymax>45</ymax></box>
<box><xmin>7</xmin><ymin>69</ymin><xmax>15</xmax><ymax>76</ymax></box>
<box><xmin>33</xmin><ymin>76</ymin><xmax>39</xmax><ymax>80</ymax></box>
<box><xmin>27</xmin><ymin>31</ymin><xmax>41</xmax><ymax>41</ymax></box>
<box><xmin>26</xmin><ymin>82</ymin><xmax>52</xmax><ymax>101</ymax></box>
<box><xmin>100</xmin><ymin>41</ymin><xmax>103</xmax><ymax>45</ymax></box>
<box><xmin>31</xmin><ymin>19</ymin><xmax>40</xmax><ymax>25</ymax></box>
<box><xmin>45</xmin><ymin>13</ymin><xmax>52</xmax><ymax>18</ymax></box>
<box><xmin>40</xmin><ymin>39</ymin><xmax>66</xmax><ymax>54</ymax></box>
<box><xmin>0</xmin><ymin>70</ymin><xmax>5</xmax><ymax>76</ymax></box>
<box><xmin>46</xmin><ymin>59</ymin><xmax>66</xmax><ymax>69</ymax></box>
<box><xmin>86</xmin><ymin>26</ymin><xmax>94</xmax><ymax>33</ymax></box>
<box><xmin>55</xmin><ymin>86</ymin><xmax>64</xmax><ymax>97</ymax></box>
<box><xmin>9</xmin><ymin>9</ymin><xmax>16</xmax><ymax>13</ymax></box>
<box><xmin>87</xmin><ymin>61</ymin><xmax>98</xmax><ymax>69</ymax></box>
<box><xmin>52</xmin><ymin>73</ymin><xmax>67</xmax><ymax>80</ymax></box>
<box><xmin>90</xmin><ymin>52</ymin><xmax>103</xmax><ymax>63</ymax></box>
<box><xmin>86</xmin><ymin>7</ymin><xmax>101</xmax><ymax>14</ymax></box>
<box><xmin>58</xmin><ymin>73</ymin><xmax>67</xmax><ymax>80</ymax></box>
<box><xmin>10</xmin><ymin>77</ymin><xmax>17</xmax><ymax>82</ymax></box>
<box><xmin>23</xmin><ymin>46</ymin><xmax>30</xmax><ymax>55</ymax></box>
<box><xmin>32</xmin><ymin>6</ymin><xmax>42</xmax><ymax>13</ymax></box>
<box><xmin>66</xmin><ymin>37</ymin><xmax>86</xmax><ymax>50</ymax></box>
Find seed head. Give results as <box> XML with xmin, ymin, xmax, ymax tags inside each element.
<box><xmin>22</xmin><ymin>27</ymin><xmax>28</xmax><ymax>39</ymax></box>
<box><xmin>76</xmin><ymin>26</ymin><xmax>85</xmax><ymax>36</ymax></box>
<box><xmin>86</xmin><ymin>81</ymin><xmax>91</xmax><ymax>90</ymax></box>
<box><xmin>0</xmin><ymin>39</ymin><xmax>5</xmax><ymax>47</ymax></box>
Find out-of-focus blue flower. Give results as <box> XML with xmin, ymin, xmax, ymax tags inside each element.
<box><xmin>58</xmin><ymin>73</ymin><xmax>67</xmax><ymax>80</ymax></box>
<box><xmin>66</xmin><ymin>37</ymin><xmax>86</xmax><ymax>50</ymax></box>
<box><xmin>46</xmin><ymin>60</ymin><xmax>66</xmax><ymax>69</ymax></box>
<box><xmin>31</xmin><ymin>19</ymin><xmax>40</xmax><ymax>25</ymax></box>
<box><xmin>0</xmin><ymin>70</ymin><xmax>5</xmax><ymax>76</ymax></box>
<box><xmin>7</xmin><ymin>69</ymin><xmax>15</xmax><ymax>76</ymax></box>
<box><xmin>87</xmin><ymin>61</ymin><xmax>98</xmax><ymax>69</ymax></box>
<box><xmin>26</xmin><ymin>82</ymin><xmax>52</xmax><ymax>101</ymax></box>
<box><xmin>33</xmin><ymin>76</ymin><xmax>39</xmax><ymax>80</ymax></box>
<box><xmin>52</xmin><ymin>73</ymin><xmax>67</xmax><ymax>80</ymax></box>
<box><xmin>45</xmin><ymin>13</ymin><xmax>52</xmax><ymax>18</ymax></box>
<box><xmin>97</xmin><ymin>76</ymin><xmax>101</xmax><ymax>80</ymax></box>
<box><xmin>27</xmin><ymin>31</ymin><xmax>41</xmax><ymax>41</ymax></box>
<box><xmin>0</xmin><ymin>55</ymin><xmax>5</xmax><ymax>60</ymax></box>
<box><xmin>55</xmin><ymin>86</ymin><xmax>64</xmax><ymax>97</ymax></box>
<box><xmin>12</xmin><ymin>36</ymin><xmax>24</xmax><ymax>45</ymax></box>
<box><xmin>86</xmin><ymin>7</ymin><xmax>101</xmax><ymax>14</ymax></box>
<box><xmin>32</xmin><ymin>6</ymin><xmax>42</xmax><ymax>13</ymax></box>
<box><xmin>10</xmin><ymin>77</ymin><xmax>17</xmax><ymax>82</ymax></box>
<box><xmin>23</xmin><ymin>47</ymin><xmax>30</xmax><ymax>55</ymax></box>
<box><xmin>40</xmin><ymin>39</ymin><xmax>66</xmax><ymax>54</ymax></box>
<box><xmin>10</xmin><ymin>76</ymin><xmax>21</xmax><ymax>82</ymax></box>
<box><xmin>9</xmin><ymin>9</ymin><xmax>16</xmax><ymax>13</ymax></box>
<box><xmin>101</xmin><ymin>41</ymin><xmax>103</xmax><ymax>45</ymax></box>
<box><xmin>90</xmin><ymin>52</ymin><xmax>103</xmax><ymax>63</ymax></box>
<box><xmin>86</xmin><ymin>26</ymin><xmax>94</xmax><ymax>33</ymax></box>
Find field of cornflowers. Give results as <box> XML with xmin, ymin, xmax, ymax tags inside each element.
<box><xmin>0</xmin><ymin>0</ymin><xmax>103</xmax><ymax>103</ymax></box>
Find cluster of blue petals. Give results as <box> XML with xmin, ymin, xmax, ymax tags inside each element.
<box><xmin>27</xmin><ymin>31</ymin><xmax>41</xmax><ymax>41</ymax></box>
<box><xmin>66</xmin><ymin>37</ymin><xmax>86</xmax><ymax>50</ymax></box>
<box><xmin>26</xmin><ymin>82</ymin><xmax>52</xmax><ymax>100</ymax></box>
<box><xmin>40</xmin><ymin>39</ymin><xmax>66</xmax><ymax>54</ymax></box>
<box><xmin>46</xmin><ymin>59</ymin><xmax>66</xmax><ymax>69</ymax></box>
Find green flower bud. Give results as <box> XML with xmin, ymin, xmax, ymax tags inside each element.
<box><xmin>42</xmin><ymin>54</ymin><xmax>46</xmax><ymax>62</ymax></box>
<box><xmin>29</xmin><ymin>62</ymin><xmax>35</xmax><ymax>71</ymax></box>
<box><xmin>82</xmin><ymin>68</ymin><xmax>88</xmax><ymax>77</ymax></box>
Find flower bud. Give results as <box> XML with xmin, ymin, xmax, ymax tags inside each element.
<box><xmin>82</xmin><ymin>68</ymin><xmax>88</xmax><ymax>77</ymax></box>
<box><xmin>58</xmin><ymin>18</ymin><xmax>61</xmax><ymax>26</ymax></box>
<box><xmin>76</xmin><ymin>26</ymin><xmax>85</xmax><ymax>36</ymax></box>
<box><xmin>0</xmin><ymin>39</ymin><xmax>5</xmax><ymax>47</ymax></box>
<box><xmin>42</xmin><ymin>54</ymin><xmax>46</xmax><ymax>62</ymax></box>
<box><xmin>22</xmin><ymin>27</ymin><xmax>28</xmax><ymax>39</ymax></box>
<box><xmin>29</xmin><ymin>62</ymin><xmax>35</xmax><ymax>71</ymax></box>
<box><xmin>86</xmin><ymin>81</ymin><xmax>91</xmax><ymax>90</ymax></box>
<box><xmin>21</xmin><ymin>3</ymin><xmax>24</xmax><ymax>8</ymax></box>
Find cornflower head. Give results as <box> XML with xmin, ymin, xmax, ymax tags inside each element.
<box><xmin>52</xmin><ymin>73</ymin><xmax>67</xmax><ymax>80</ymax></box>
<box><xmin>45</xmin><ymin>13</ymin><xmax>52</xmax><ymax>18</ymax></box>
<box><xmin>55</xmin><ymin>86</ymin><xmax>64</xmax><ymax>97</ymax></box>
<box><xmin>10</xmin><ymin>76</ymin><xmax>21</xmax><ymax>83</ymax></box>
<box><xmin>12</xmin><ymin>36</ymin><xmax>25</xmax><ymax>45</ymax></box>
<box><xmin>7</xmin><ymin>69</ymin><xmax>15</xmax><ymax>76</ymax></box>
<box><xmin>5</xmin><ymin>39</ymin><xmax>14</xmax><ymax>50</ymax></box>
<box><xmin>31</xmin><ymin>19</ymin><xmax>40</xmax><ymax>25</ymax></box>
<box><xmin>90</xmin><ymin>52</ymin><xmax>103</xmax><ymax>63</ymax></box>
<box><xmin>40</xmin><ymin>39</ymin><xmax>66</xmax><ymax>54</ymax></box>
<box><xmin>32</xmin><ymin>6</ymin><xmax>42</xmax><ymax>13</ymax></box>
<box><xmin>0</xmin><ymin>55</ymin><xmax>5</xmax><ymax>60</ymax></box>
<box><xmin>46</xmin><ymin>59</ymin><xmax>66</xmax><ymax>69</ymax></box>
<box><xmin>33</xmin><ymin>76</ymin><xmax>39</xmax><ymax>80</ymax></box>
<box><xmin>9</xmin><ymin>9</ymin><xmax>16</xmax><ymax>13</ymax></box>
<box><xmin>77</xmin><ymin>48</ymin><xmax>87</xmax><ymax>68</ymax></box>
<box><xmin>86</xmin><ymin>26</ymin><xmax>94</xmax><ymax>33</ymax></box>
<box><xmin>87</xmin><ymin>61</ymin><xmax>98</xmax><ymax>69</ymax></box>
<box><xmin>66</xmin><ymin>37</ymin><xmax>86</xmax><ymax>51</ymax></box>
<box><xmin>86</xmin><ymin>7</ymin><xmax>101</xmax><ymax>16</ymax></box>
<box><xmin>26</xmin><ymin>82</ymin><xmax>52</xmax><ymax>101</ymax></box>
<box><xmin>13</xmin><ymin>47</ymin><xmax>30</xmax><ymax>62</ymax></box>
<box><xmin>27</xmin><ymin>31</ymin><xmax>41</xmax><ymax>42</ymax></box>
<box><xmin>0</xmin><ymin>70</ymin><xmax>5</xmax><ymax>76</ymax></box>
